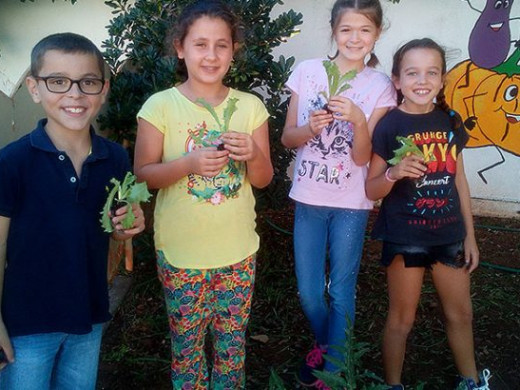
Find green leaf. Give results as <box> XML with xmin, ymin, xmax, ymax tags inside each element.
<box><xmin>222</xmin><ymin>97</ymin><xmax>239</xmax><ymax>132</ymax></box>
<box><xmin>320</xmin><ymin>60</ymin><xmax>357</xmax><ymax>100</ymax></box>
<box><xmin>99</xmin><ymin>172</ymin><xmax>152</xmax><ymax>233</ymax></box>
<box><xmin>387</xmin><ymin>136</ymin><xmax>426</xmax><ymax>166</ymax></box>
<box><xmin>196</xmin><ymin>97</ymin><xmax>240</xmax><ymax>133</ymax></box>
<box><xmin>196</xmin><ymin>98</ymin><xmax>223</xmax><ymax>130</ymax></box>
<box><xmin>128</xmin><ymin>181</ymin><xmax>152</xmax><ymax>204</ymax></box>
<box><xmin>100</xmin><ymin>179</ymin><xmax>121</xmax><ymax>233</ymax></box>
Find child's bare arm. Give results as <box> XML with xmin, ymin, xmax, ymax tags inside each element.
<box><xmin>455</xmin><ymin>155</ymin><xmax>479</xmax><ymax>273</ymax></box>
<box><xmin>366</xmin><ymin>153</ymin><xmax>395</xmax><ymax>201</ymax></box>
<box><xmin>366</xmin><ymin>153</ymin><xmax>427</xmax><ymax>201</ymax></box>
<box><xmin>134</xmin><ymin>118</ymin><xmax>229</xmax><ymax>189</ymax></box>
<box><xmin>328</xmin><ymin>96</ymin><xmax>372</xmax><ymax>165</ymax></box>
<box><xmin>221</xmin><ymin>121</ymin><xmax>273</xmax><ymax>188</ymax></box>
<box><xmin>0</xmin><ymin>216</ymin><xmax>14</xmax><ymax>367</ymax></box>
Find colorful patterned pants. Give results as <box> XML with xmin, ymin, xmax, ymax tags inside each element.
<box><xmin>157</xmin><ymin>251</ymin><xmax>256</xmax><ymax>390</ymax></box>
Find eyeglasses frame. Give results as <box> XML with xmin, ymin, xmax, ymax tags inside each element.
<box><xmin>33</xmin><ymin>76</ymin><xmax>106</xmax><ymax>95</ymax></box>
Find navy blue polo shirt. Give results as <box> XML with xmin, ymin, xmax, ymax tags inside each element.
<box><xmin>0</xmin><ymin>119</ymin><xmax>131</xmax><ymax>336</ymax></box>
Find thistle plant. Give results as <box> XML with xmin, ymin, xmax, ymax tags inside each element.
<box><xmin>387</xmin><ymin>136</ymin><xmax>436</xmax><ymax>166</ymax></box>
<box><xmin>100</xmin><ymin>172</ymin><xmax>152</xmax><ymax>233</ymax></box>
<box><xmin>319</xmin><ymin>60</ymin><xmax>357</xmax><ymax>111</ymax></box>
<box><xmin>196</xmin><ymin>97</ymin><xmax>239</xmax><ymax>149</ymax></box>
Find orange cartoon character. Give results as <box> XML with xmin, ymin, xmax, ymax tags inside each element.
<box><xmin>445</xmin><ymin>45</ymin><xmax>520</xmax><ymax>183</ymax></box>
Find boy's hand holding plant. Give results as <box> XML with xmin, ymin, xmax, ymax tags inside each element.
<box><xmin>100</xmin><ymin>172</ymin><xmax>152</xmax><ymax>233</ymax></box>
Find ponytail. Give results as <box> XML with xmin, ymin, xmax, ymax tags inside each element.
<box><xmin>436</xmin><ymin>87</ymin><xmax>462</xmax><ymax>132</ymax></box>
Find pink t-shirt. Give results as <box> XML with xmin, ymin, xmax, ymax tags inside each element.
<box><xmin>286</xmin><ymin>58</ymin><xmax>396</xmax><ymax>209</ymax></box>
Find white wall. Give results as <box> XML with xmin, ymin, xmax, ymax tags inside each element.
<box><xmin>0</xmin><ymin>0</ymin><xmax>115</xmax><ymax>143</ymax></box>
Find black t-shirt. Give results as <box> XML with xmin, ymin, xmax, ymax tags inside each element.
<box><xmin>371</xmin><ymin>108</ymin><xmax>469</xmax><ymax>246</ymax></box>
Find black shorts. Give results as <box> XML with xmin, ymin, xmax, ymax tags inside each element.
<box><xmin>381</xmin><ymin>241</ymin><xmax>465</xmax><ymax>269</ymax></box>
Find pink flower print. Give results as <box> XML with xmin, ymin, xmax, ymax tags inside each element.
<box><xmin>228</xmin><ymin>305</ymin><xmax>240</xmax><ymax>315</ymax></box>
<box><xmin>210</xmin><ymin>192</ymin><xmax>223</xmax><ymax>205</ymax></box>
<box><xmin>182</xmin><ymin>383</ymin><xmax>194</xmax><ymax>390</ymax></box>
<box><xmin>179</xmin><ymin>305</ymin><xmax>191</xmax><ymax>316</ymax></box>
<box><xmin>227</xmin><ymin>346</ymin><xmax>238</xmax><ymax>356</ymax></box>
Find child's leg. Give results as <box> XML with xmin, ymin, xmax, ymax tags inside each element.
<box><xmin>383</xmin><ymin>256</ymin><xmax>425</xmax><ymax>385</ymax></box>
<box><xmin>51</xmin><ymin>324</ymin><xmax>103</xmax><ymax>390</ymax></box>
<box><xmin>0</xmin><ymin>332</ymin><xmax>63</xmax><ymax>390</ymax></box>
<box><xmin>325</xmin><ymin>208</ymin><xmax>369</xmax><ymax>372</ymax></box>
<box><xmin>157</xmin><ymin>251</ymin><xmax>211</xmax><ymax>390</ymax></box>
<box><xmin>431</xmin><ymin>264</ymin><xmax>478</xmax><ymax>381</ymax></box>
<box><xmin>210</xmin><ymin>256</ymin><xmax>255</xmax><ymax>390</ymax></box>
<box><xmin>293</xmin><ymin>202</ymin><xmax>329</xmax><ymax>345</ymax></box>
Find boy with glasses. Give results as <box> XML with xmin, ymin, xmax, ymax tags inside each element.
<box><xmin>0</xmin><ymin>32</ymin><xmax>145</xmax><ymax>389</ymax></box>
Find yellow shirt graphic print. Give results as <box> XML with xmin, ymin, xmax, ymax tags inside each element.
<box><xmin>185</xmin><ymin>122</ymin><xmax>244</xmax><ymax>205</ymax></box>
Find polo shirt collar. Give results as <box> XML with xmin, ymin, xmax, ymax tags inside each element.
<box><xmin>30</xmin><ymin>118</ymin><xmax>110</xmax><ymax>160</ymax></box>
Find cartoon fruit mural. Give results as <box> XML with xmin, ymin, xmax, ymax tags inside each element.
<box><xmin>467</xmin><ymin>0</ymin><xmax>514</xmax><ymax>69</ymax></box>
<box><xmin>445</xmin><ymin>47</ymin><xmax>520</xmax><ymax>157</ymax></box>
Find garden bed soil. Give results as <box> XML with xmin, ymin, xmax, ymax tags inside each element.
<box><xmin>98</xmin><ymin>207</ymin><xmax>520</xmax><ymax>390</ymax></box>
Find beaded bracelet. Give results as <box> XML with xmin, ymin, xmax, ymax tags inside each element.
<box><xmin>385</xmin><ymin>167</ymin><xmax>397</xmax><ymax>182</ymax></box>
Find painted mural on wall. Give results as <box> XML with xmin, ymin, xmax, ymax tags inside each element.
<box><xmin>445</xmin><ymin>0</ymin><xmax>520</xmax><ymax>184</ymax></box>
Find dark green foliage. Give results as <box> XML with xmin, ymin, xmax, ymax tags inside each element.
<box><xmin>100</xmin><ymin>0</ymin><xmax>302</xmax><ymax>210</ymax></box>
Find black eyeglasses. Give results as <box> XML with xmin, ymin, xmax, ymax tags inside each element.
<box><xmin>34</xmin><ymin>76</ymin><xmax>105</xmax><ymax>95</ymax></box>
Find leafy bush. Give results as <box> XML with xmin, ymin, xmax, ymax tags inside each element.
<box><xmin>100</xmin><ymin>0</ymin><xmax>302</xmax><ymax>209</ymax></box>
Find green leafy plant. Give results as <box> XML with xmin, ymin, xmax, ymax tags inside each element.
<box><xmin>319</xmin><ymin>60</ymin><xmax>357</xmax><ymax>110</ymax></box>
<box><xmin>196</xmin><ymin>97</ymin><xmax>239</xmax><ymax>149</ymax></box>
<box><xmin>387</xmin><ymin>136</ymin><xmax>436</xmax><ymax>166</ymax></box>
<box><xmin>268</xmin><ymin>368</ymin><xmax>288</xmax><ymax>389</ymax></box>
<box><xmin>100</xmin><ymin>172</ymin><xmax>152</xmax><ymax>233</ymax></box>
<box><xmin>312</xmin><ymin>317</ymin><xmax>388</xmax><ymax>390</ymax></box>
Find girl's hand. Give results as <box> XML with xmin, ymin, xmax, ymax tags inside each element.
<box><xmin>387</xmin><ymin>155</ymin><xmax>427</xmax><ymax>181</ymax></box>
<box><xmin>327</xmin><ymin>96</ymin><xmax>365</xmax><ymax>126</ymax></box>
<box><xmin>308</xmin><ymin>109</ymin><xmax>333</xmax><ymax>136</ymax></box>
<box><xmin>0</xmin><ymin>320</ymin><xmax>14</xmax><ymax>369</ymax></box>
<box><xmin>220</xmin><ymin>131</ymin><xmax>257</xmax><ymax>161</ymax></box>
<box><xmin>463</xmin><ymin>235</ymin><xmax>480</xmax><ymax>273</ymax></box>
<box><xmin>187</xmin><ymin>147</ymin><xmax>229</xmax><ymax>177</ymax></box>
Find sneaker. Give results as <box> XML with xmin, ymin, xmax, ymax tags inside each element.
<box><xmin>297</xmin><ymin>344</ymin><xmax>326</xmax><ymax>387</ymax></box>
<box><xmin>386</xmin><ymin>385</ymin><xmax>405</xmax><ymax>390</ymax></box>
<box><xmin>456</xmin><ymin>369</ymin><xmax>492</xmax><ymax>390</ymax></box>
<box><xmin>314</xmin><ymin>379</ymin><xmax>331</xmax><ymax>390</ymax></box>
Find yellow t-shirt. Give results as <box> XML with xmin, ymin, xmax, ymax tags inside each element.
<box><xmin>137</xmin><ymin>87</ymin><xmax>269</xmax><ymax>269</ymax></box>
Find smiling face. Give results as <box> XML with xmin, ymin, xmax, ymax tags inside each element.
<box><xmin>473</xmin><ymin>73</ymin><xmax>520</xmax><ymax>151</ymax></box>
<box><xmin>26</xmin><ymin>50</ymin><xmax>108</xmax><ymax>135</ymax></box>
<box><xmin>394</xmin><ymin>48</ymin><xmax>445</xmax><ymax>114</ymax></box>
<box><xmin>332</xmin><ymin>10</ymin><xmax>380</xmax><ymax>70</ymax></box>
<box><xmin>445</xmin><ymin>58</ymin><xmax>520</xmax><ymax>155</ymax></box>
<box><xmin>174</xmin><ymin>16</ymin><xmax>235</xmax><ymax>89</ymax></box>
